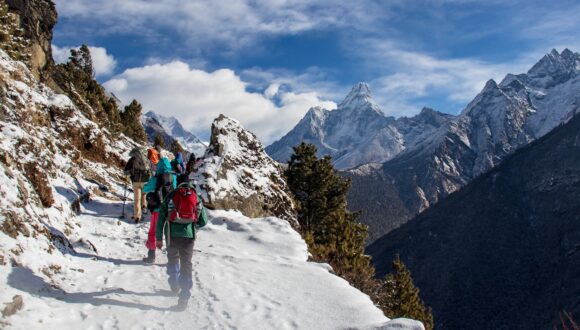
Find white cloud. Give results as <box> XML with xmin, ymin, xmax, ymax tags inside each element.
<box><xmin>53</xmin><ymin>0</ymin><xmax>388</xmax><ymax>53</ymax></box>
<box><xmin>52</xmin><ymin>45</ymin><xmax>117</xmax><ymax>77</ymax></box>
<box><xmin>103</xmin><ymin>61</ymin><xmax>336</xmax><ymax>145</ymax></box>
<box><xmin>349</xmin><ymin>39</ymin><xmax>535</xmax><ymax>116</ymax></box>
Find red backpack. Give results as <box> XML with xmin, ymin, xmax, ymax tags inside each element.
<box><xmin>169</xmin><ymin>186</ymin><xmax>198</xmax><ymax>224</ymax></box>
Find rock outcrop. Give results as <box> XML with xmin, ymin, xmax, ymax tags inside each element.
<box><xmin>195</xmin><ymin>115</ymin><xmax>296</xmax><ymax>224</ymax></box>
<box><xmin>5</xmin><ymin>0</ymin><xmax>57</xmax><ymax>80</ymax></box>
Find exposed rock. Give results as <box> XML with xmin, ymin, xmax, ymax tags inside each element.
<box><xmin>1</xmin><ymin>295</ymin><xmax>23</xmax><ymax>318</ymax></box>
<box><xmin>196</xmin><ymin>114</ymin><xmax>297</xmax><ymax>225</ymax></box>
<box><xmin>5</xmin><ymin>0</ymin><xmax>57</xmax><ymax>80</ymax></box>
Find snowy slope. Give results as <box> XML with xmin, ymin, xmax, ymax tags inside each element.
<box><xmin>1</xmin><ymin>198</ymin><xmax>422</xmax><ymax>330</ymax></box>
<box><xmin>0</xmin><ymin>49</ymin><xmax>423</xmax><ymax>329</ymax></box>
<box><xmin>143</xmin><ymin>111</ymin><xmax>207</xmax><ymax>156</ymax></box>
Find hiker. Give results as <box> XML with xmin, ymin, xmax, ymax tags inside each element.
<box><xmin>185</xmin><ymin>153</ymin><xmax>196</xmax><ymax>176</ymax></box>
<box><xmin>142</xmin><ymin>157</ymin><xmax>176</xmax><ymax>264</ymax></box>
<box><xmin>171</xmin><ymin>151</ymin><xmax>185</xmax><ymax>174</ymax></box>
<box><xmin>124</xmin><ymin>147</ymin><xmax>151</xmax><ymax>222</ymax></box>
<box><xmin>156</xmin><ymin>173</ymin><xmax>207</xmax><ymax>310</ymax></box>
<box><xmin>147</xmin><ymin>146</ymin><xmax>160</xmax><ymax>171</ymax></box>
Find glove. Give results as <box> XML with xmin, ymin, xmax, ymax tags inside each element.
<box><xmin>156</xmin><ymin>241</ymin><xmax>163</xmax><ymax>249</ymax></box>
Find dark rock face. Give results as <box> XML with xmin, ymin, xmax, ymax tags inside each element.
<box><xmin>6</xmin><ymin>0</ymin><xmax>57</xmax><ymax>79</ymax></box>
<box><xmin>368</xmin><ymin>114</ymin><xmax>580</xmax><ymax>330</ymax></box>
<box><xmin>197</xmin><ymin>115</ymin><xmax>297</xmax><ymax>224</ymax></box>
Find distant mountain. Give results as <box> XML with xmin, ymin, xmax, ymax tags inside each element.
<box><xmin>266</xmin><ymin>83</ymin><xmax>453</xmax><ymax>170</ymax></box>
<box><xmin>367</xmin><ymin>112</ymin><xmax>580</xmax><ymax>330</ymax></box>
<box><xmin>347</xmin><ymin>49</ymin><xmax>580</xmax><ymax>243</ymax></box>
<box><xmin>141</xmin><ymin>111</ymin><xmax>206</xmax><ymax>156</ymax></box>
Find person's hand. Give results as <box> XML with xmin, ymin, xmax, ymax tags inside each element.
<box><xmin>156</xmin><ymin>241</ymin><xmax>163</xmax><ymax>249</ymax></box>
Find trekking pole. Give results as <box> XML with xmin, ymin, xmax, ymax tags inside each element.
<box><xmin>120</xmin><ymin>176</ymin><xmax>128</xmax><ymax>219</ymax></box>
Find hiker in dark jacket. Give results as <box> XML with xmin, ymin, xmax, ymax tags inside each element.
<box><xmin>185</xmin><ymin>153</ymin><xmax>196</xmax><ymax>176</ymax></box>
<box><xmin>156</xmin><ymin>175</ymin><xmax>208</xmax><ymax>310</ymax></box>
<box><xmin>124</xmin><ymin>147</ymin><xmax>151</xmax><ymax>222</ymax></box>
<box><xmin>170</xmin><ymin>152</ymin><xmax>185</xmax><ymax>174</ymax></box>
<box><xmin>142</xmin><ymin>157</ymin><xmax>176</xmax><ymax>263</ymax></box>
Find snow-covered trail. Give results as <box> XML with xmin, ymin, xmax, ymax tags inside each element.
<box><xmin>1</xmin><ymin>197</ymin><xmax>422</xmax><ymax>330</ymax></box>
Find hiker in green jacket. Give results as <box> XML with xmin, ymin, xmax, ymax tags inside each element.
<box><xmin>156</xmin><ymin>175</ymin><xmax>208</xmax><ymax>310</ymax></box>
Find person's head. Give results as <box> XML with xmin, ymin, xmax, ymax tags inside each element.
<box><xmin>129</xmin><ymin>147</ymin><xmax>141</xmax><ymax>157</ymax></box>
<box><xmin>155</xmin><ymin>145</ymin><xmax>162</xmax><ymax>153</ymax></box>
<box><xmin>188</xmin><ymin>153</ymin><xmax>196</xmax><ymax>162</ymax></box>
<box><xmin>176</xmin><ymin>173</ymin><xmax>189</xmax><ymax>185</ymax></box>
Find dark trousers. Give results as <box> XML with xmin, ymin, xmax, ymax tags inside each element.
<box><xmin>166</xmin><ymin>237</ymin><xmax>194</xmax><ymax>300</ymax></box>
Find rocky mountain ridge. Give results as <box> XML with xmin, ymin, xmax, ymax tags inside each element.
<box><xmin>367</xmin><ymin>111</ymin><xmax>580</xmax><ymax>330</ymax></box>
<box><xmin>346</xmin><ymin>48</ymin><xmax>580</xmax><ymax>243</ymax></box>
<box><xmin>195</xmin><ymin>115</ymin><xmax>297</xmax><ymax>225</ymax></box>
<box><xmin>141</xmin><ymin>111</ymin><xmax>206</xmax><ymax>155</ymax></box>
<box><xmin>266</xmin><ymin>82</ymin><xmax>453</xmax><ymax>170</ymax></box>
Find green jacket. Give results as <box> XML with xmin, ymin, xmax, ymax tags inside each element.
<box><xmin>156</xmin><ymin>182</ymin><xmax>208</xmax><ymax>242</ymax></box>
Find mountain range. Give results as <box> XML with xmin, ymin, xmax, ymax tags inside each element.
<box><xmin>367</xmin><ymin>110</ymin><xmax>580</xmax><ymax>330</ymax></box>
<box><xmin>268</xmin><ymin>49</ymin><xmax>580</xmax><ymax>243</ymax></box>
<box><xmin>141</xmin><ymin>111</ymin><xmax>206</xmax><ymax>156</ymax></box>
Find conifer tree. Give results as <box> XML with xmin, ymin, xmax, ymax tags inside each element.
<box><xmin>53</xmin><ymin>45</ymin><xmax>124</xmax><ymax>138</ymax></box>
<box><xmin>154</xmin><ymin>134</ymin><xmax>164</xmax><ymax>148</ymax></box>
<box><xmin>120</xmin><ymin>99</ymin><xmax>147</xmax><ymax>143</ymax></box>
<box><xmin>285</xmin><ymin>142</ymin><xmax>374</xmax><ymax>288</ymax></box>
<box><xmin>378</xmin><ymin>255</ymin><xmax>434</xmax><ymax>330</ymax></box>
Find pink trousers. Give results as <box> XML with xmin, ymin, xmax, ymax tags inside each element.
<box><xmin>145</xmin><ymin>211</ymin><xmax>159</xmax><ymax>250</ymax></box>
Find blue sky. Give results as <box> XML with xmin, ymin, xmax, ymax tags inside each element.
<box><xmin>51</xmin><ymin>0</ymin><xmax>580</xmax><ymax>144</ymax></box>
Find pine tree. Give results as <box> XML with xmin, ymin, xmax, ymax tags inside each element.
<box><xmin>0</xmin><ymin>2</ymin><xmax>31</xmax><ymax>63</ymax></box>
<box><xmin>52</xmin><ymin>45</ymin><xmax>124</xmax><ymax>138</ymax></box>
<box><xmin>377</xmin><ymin>255</ymin><xmax>434</xmax><ymax>330</ymax></box>
<box><xmin>120</xmin><ymin>99</ymin><xmax>147</xmax><ymax>143</ymax></box>
<box><xmin>154</xmin><ymin>134</ymin><xmax>164</xmax><ymax>148</ymax></box>
<box><xmin>285</xmin><ymin>142</ymin><xmax>374</xmax><ymax>288</ymax></box>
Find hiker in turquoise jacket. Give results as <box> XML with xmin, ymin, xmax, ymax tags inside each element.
<box><xmin>141</xmin><ymin>157</ymin><xmax>177</xmax><ymax>263</ymax></box>
<box><xmin>156</xmin><ymin>178</ymin><xmax>208</xmax><ymax>310</ymax></box>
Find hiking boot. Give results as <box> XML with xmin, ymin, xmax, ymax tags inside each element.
<box><xmin>173</xmin><ymin>297</ymin><xmax>188</xmax><ymax>311</ymax></box>
<box><xmin>170</xmin><ymin>283</ymin><xmax>180</xmax><ymax>295</ymax></box>
<box><xmin>142</xmin><ymin>250</ymin><xmax>155</xmax><ymax>264</ymax></box>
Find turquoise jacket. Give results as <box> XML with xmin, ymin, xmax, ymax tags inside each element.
<box><xmin>143</xmin><ymin>158</ymin><xmax>177</xmax><ymax>211</ymax></box>
<box><xmin>156</xmin><ymin>181</ymin><xmax>208</xmax><ymax>242</ymax></box>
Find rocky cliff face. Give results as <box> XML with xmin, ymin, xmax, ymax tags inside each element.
<box><xmin>0</xmin><ymin>48</ymin><xmax>136</xmax><ymax>273</ymax></box>
<box><xmin>5</xmin><ymin>0</ymin><xmax>57</xmax><ymax>80</ymax></box>
<box><xmin>195</xmin><ymin>115</ymin><xmax>297</xmax><ymax>224</ymax></box>
<box><xmin>367</xmin><ymin>112</ymin><xmax>580</xmax><ymax>330</ymax></box>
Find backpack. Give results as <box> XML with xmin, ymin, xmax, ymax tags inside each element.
<box><xmin>146</xmin><ymin>172</ymin><xmax>173</xmax><ymax>212</ymax></box>
<box><xmin>147</xmin><ymin>148</ymin><xmax>160</xmax><ymax>165</ymax></box>
<box><xmin>168</xmin><ymin>186</ymin><xmax>199</xmax><ymax>224</ymax></box>
<box><xmin>171</xmin><ymin>159</ymin><xmax>184</xmax><ymax>174</ymax></box>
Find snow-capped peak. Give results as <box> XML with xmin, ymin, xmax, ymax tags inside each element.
<box><xmin>338</xmin><ymin>82</ymin><xmax>383</xmax><ymax>115</ymax></box>
<box><xmin>526</xmin><ymin>49</ymin><xmax>580</xmax><ymax>88</ymax></box>
<box><xmin>142</xmin><ymin>111</ymin><xmax>206</xmax><ymax>156</ymax></box>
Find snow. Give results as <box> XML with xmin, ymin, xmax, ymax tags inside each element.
<box><xmin>143</xmin><ymin>111</ymin><xmax>207</xmax><ymax>156</ymax></box>
<box><xmin>1</xmin><ymin>197</ymin><xmax>421</xmax><ymax>330</ymax></box>
<box><xmin>0</xmin><ymin>49</ymin><xmax>423</xmax><ymax>329</ymax></box>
